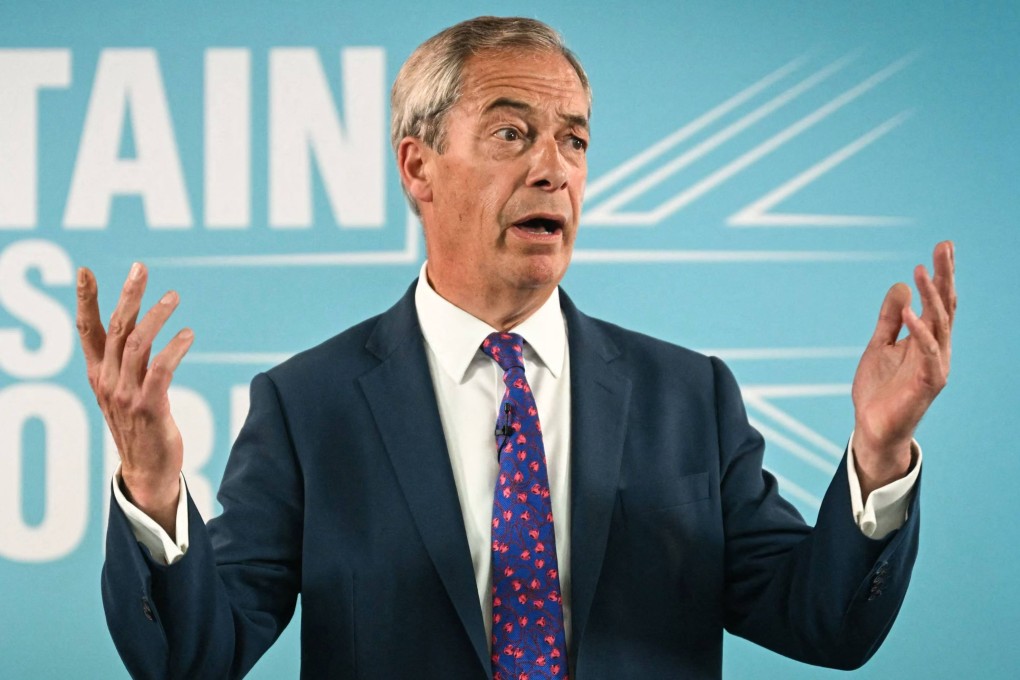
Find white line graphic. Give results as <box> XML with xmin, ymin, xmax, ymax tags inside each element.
<box><xmin>584</xmin><ymin>54</ymin><xmax>857</xmax><ymax>220</ymax></box>
<box><xmin>152</xmin><ymin>207</ymin><xmax>421</xmax><ymax>267</ymax></box>
<box><xmin>184</xmin><ymin>352</ymin><xmax>293</xmax><ymax>364</ymax></box>
<box><xmin>728</xmin><ymin>110</ymin><xmax>914</xmax><ymax>227</ymax></box>
<box><xmin>571</xmin><ymin>249</ymin><xmax>896</xmax><ymax>263</ymax></box>
<box><xmin>769</xmin><ymin>472</ymin><xmax>822</xmax><ymax>509</ymax></box>
<box><xmin>742</xmin><ymin>382</ymin><xmax>853</xmax><ymax>510</ymax></box>
<box><xmin>700</xmin><ymin>346</ymin><xmax>860</xmax><ymax>360</ymax></box>
<box><xmin>151</xmin><ymin>54</ymin><xmax>917</xmax><ymax>268</ymax></box>
<box><xmin>744</xmin><ymin>392</ymin><xmax>845</xmax><ymax>460</ymax></box>
<box><xmin>586</xmin><ymin>54</ymin><xmax>917</xmax><ymax>226</ymax></box>
<box><xmin>584</xmin><ymin>56</ymin><xmax>811</xmax><ymax>201</ymax></box>
<box><xmin>750</xmin><ymin>417</ymin><xmax>838</xmax><ymax>474</ymax></box>
<box><xmin>744</xmin><ymin>383</ymin><xmax>851</xmax><ymax>398</ymax></box>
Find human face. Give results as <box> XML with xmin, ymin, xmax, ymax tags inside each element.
<box><xmin>421</xmin><ymin>49</ymin><xmax>589</xmax><ymax>308</ymax></box>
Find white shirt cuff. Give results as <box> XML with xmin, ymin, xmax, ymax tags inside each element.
<box><xmin>112</xmin><ymin>465</ymin><xmax>190</xmax><ymax>565</ymax></box>
<box><xmin>846</xmin><ymin>432</ymin><xmax>922</xmax><ymax>540</ymax></box>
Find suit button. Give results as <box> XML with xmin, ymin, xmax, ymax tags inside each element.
<box><xmin>142</xmin><ymin>598</ymin><xmax>155</xmax><ymax>621</ymax></box>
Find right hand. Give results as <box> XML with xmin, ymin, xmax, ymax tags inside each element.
<box><xmin>77</xmin><ymin>262</ymin><xmax>194</xmax><ymax>537</ymax></box>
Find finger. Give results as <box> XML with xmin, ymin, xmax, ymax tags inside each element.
<box><xmin>914</xmin><ymin>263</ymin><xmax>951</xmax><ymax>352</ymax></box>
<box><xmin>140</xmin><ymin>328</ymin><xmax>195</xmax><ymax>404</ymax></box>
<box><xmin>869</xmin><ymin>282</ymin><xmax>911</xmax><ymax>347</ymax></box>
<box><xmin>931</xmin><ymin>240</ymin><xmax>956</xmax><ymax>327</ymax></box>
<box><xmin>75</xmin><ymin>267</ymin><xmax>108</xmax><ymax>381</ymax></box>
<box><xmin>120</xmin><ymin>290</ymin><xmax>181</xmax><ymax>388</ymax></box>
<box><xmin>902</xmin><ymin>306</ymin><xmax>947</xmax><ymax>391</ymax></box>
<box><xmin>99</xmin><ymin>262</ymin><xmax>148</xmax><ymax>395</ymax></box>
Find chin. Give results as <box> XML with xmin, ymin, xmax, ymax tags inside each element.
<box><xmin>508</xmin><ymin>256</ymin><xmax>569</xmax><ymax>291</ymax></box>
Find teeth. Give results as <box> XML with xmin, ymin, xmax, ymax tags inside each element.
<box><xmin>517</xmin><ymin>219</ymin><xmax>559</xmax><ymax>234</ymax></box>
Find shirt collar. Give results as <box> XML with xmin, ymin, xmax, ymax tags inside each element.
<box><xmin>414</xmin><ymin>261</ymin><xmax>566</xmax><ymax>383</ymax></box>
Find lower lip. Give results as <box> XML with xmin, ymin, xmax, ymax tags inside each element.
<box><xmin>510</xmin><ymin>225</ymin><xmax>563</xmax><ymax>243</ymax></box>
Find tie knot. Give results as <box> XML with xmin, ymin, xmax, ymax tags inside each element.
<box><xmin>481</xmin><ymin>332</ymin><xmax>525</xmax><ymax>372</ymax></box>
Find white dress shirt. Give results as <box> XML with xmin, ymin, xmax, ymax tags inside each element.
<box><xmin>413</xmin><ymin>266</ymin><xmax>574</xmax><ymax>649</ymax></box>
<box><xmin>114</xmin><ymin>262</ymin><xmax>921</xmax><ymax>650</ymax></box>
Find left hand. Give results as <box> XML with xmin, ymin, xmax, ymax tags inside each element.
<box><xmin>851</xmin><ymin>241</ymin><xmax>956</xmax><ymax>497</ymax></box>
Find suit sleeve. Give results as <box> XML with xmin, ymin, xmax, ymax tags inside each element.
<box><xmin>713</xmin><ymin>357</ymin><xmax>920</xmax><ymax>669</ymax></box>
<box><xmin>102</xmin><ymin>372</ymin><xmax>304</xmax><ymax>679</ymax></box>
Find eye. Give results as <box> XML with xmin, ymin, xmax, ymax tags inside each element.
<box><xmin>495</xmin><ymin>127</ymin><xmax>522</xmax><ymax>142</ymax></box>
<box><xmin>565</xmin><ymin>134</ymin><xmax>588</xmax><ymax>153</ymax></box>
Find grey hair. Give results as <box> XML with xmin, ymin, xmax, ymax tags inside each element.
<box><xmin>391</xmin><ymin>16</ymin><xmax>591</xmax><ymax>214</ymax></box>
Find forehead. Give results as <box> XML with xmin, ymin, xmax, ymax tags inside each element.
<box><xmin>456</xmin><ymin>49</ymin><xmax>588</xmax><ymax>119</ymax></box>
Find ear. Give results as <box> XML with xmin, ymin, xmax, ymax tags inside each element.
<box><xmin>397</xmin><ymin>136</ymin><xmax>434</xmax><ymax>206</ymax></box>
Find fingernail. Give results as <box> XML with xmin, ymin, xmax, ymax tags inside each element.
<box><xmin>129</xmin><ymin>262</ymin><xmax>142</xmax><ymax>280</ymax></box>
<box><xmin>160</xmin><ymin>291</ymin><xmax>176</xmax><ymax>305</ymax></box>
<box><xmin>77</xmin><ymin>267</ymin><xmax>87</xmax><ymax>286</ymax></box>
<box><xmin>180</xmin><ymin>328</ymin><xmax>194</xmax><ymax>340</ymax></box>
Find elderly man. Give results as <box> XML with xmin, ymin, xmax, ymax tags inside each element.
<box><xmin>80</xmin><ymin>16</ymin><xmax>955</xmax><ymax>680</ymax></box>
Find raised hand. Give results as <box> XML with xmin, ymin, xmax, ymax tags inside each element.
<box><xmin>77</xmin><ymin>263</ymin><xmax>194</xmax><ymax>536</ymax></box>
<box><xmin>851</xmin><ymin>241</ymin><xmax>956</xmax><ymax>498</ymax></box>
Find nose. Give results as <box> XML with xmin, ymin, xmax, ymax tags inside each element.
<box><xmin>525</xmin><ymin>136</ymin><xmax>569</xmax><ymax>191</ymax></box>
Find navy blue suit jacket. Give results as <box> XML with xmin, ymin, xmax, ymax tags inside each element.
<box><xmin>103</xmin><ymin>283</ymin><xmax>919</xmax><ymax>679</ymax></box>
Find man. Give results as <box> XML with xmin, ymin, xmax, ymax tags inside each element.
<box><xmin>79</xmin><ymin>16</ymin><xmax>955</xmax><ymax>679</ymax></box>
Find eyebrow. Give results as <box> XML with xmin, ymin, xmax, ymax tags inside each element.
<box><xmin>483</xmin><ymin>97</ymin><xmax>589</xmax><ymax>131</ymax></box>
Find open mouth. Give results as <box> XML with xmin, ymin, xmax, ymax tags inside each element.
<box><xmin>512</xmin><ymin>216</ymin><xmax>564</xmax><ymax>235</ymax></box>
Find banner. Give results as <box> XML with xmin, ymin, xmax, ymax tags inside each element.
<box><xmin>1</xmin><ymin>2</ymin><xmax>1016</xmax><ymax>677</ymax></box>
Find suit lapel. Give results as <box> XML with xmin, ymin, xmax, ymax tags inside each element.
<box><xmin>561</xmin><ymin>294</ymin><xmax>632</xmax><ymax>662</ymax></box>
<box><xmin>356</xmin><ymin>285</ymin><xmax>629</xmax><ymax>674</ymax></box>
<box><xmin>358</xmin><ymin>286</ymin><xmax>491</xmax><ymax>677</ymax></box>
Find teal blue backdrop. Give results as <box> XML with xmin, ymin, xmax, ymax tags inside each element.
<box><xmin>1</xmin><ymin>1</ymin><xmax>1017</xmax><ymax>677</ymax></box>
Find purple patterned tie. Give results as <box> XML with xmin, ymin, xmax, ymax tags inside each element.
<box><xmin>482</xmin><ymin>332</ymin><xmax>569</xmax><ymax>680</ymax></box>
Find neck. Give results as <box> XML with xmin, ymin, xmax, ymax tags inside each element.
<box><xmin>425</xmin><ymin>266</ymin><xmax>554</xmax><ymax>331</ymax></box>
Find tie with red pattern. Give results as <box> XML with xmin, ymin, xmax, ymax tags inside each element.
<box><xmin>482</xmin><ymin>332</ymin><xmax>569</xmax><ymax>680</ymax></box>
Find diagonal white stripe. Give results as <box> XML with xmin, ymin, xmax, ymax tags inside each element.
<box><xmin>767</xmin><ymin>471</ymin><xmax>822</xmax><ymax>509</ymax></box>
<box><xmin>750</xmin><ymin>417</ymin><xmax>838</xmax><ymax>474</ymax></box>
<box><xmin>585</xmin><ymin>54</ymin><xmax>856</xmax><ymax>221</ymax></box>
<box><xmin>728</xmin><ymin>110</ymin><xmax>915</xmax><ymax>226</ymax></box>
<box><xmin>744</xmin><ymin>393</ymin><xmax>845</xmax><ymax>460</ymax></box>
<box><xmin>584</xmin><ymin>56</ymin><xmax>808</xmax><ymax>201</ymax></box>
<box><xmin>641</xmin><ymin>54</ymin><xmax>918</xmax><ymax>224</ymax></box>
